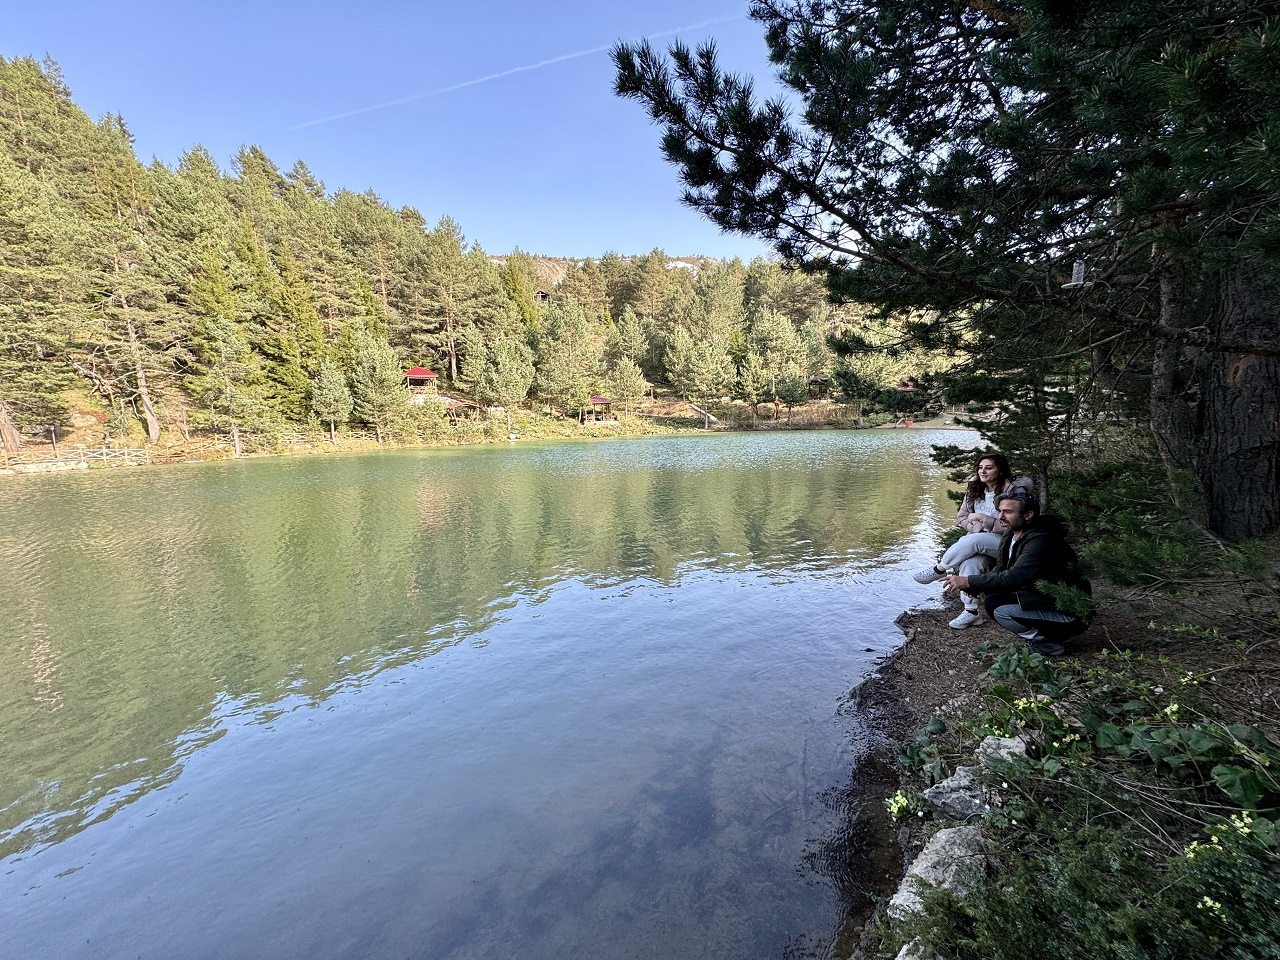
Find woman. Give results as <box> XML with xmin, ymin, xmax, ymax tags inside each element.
<box><xmin>913</xmin><ymin>452</ymin><xmax>1033</xmax><ymax>629</ymax></box>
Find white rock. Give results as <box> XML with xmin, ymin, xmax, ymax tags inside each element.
<box><xmin>896</xmin><ymin>940</ymin><xmax>945</xmax><ymax>960</ymax></box>
<box><xmin>922</xmin><ymin>766</ymin><xmax>987</xmax><ymax>820</ymax></box>
<box><xmin>10</xmin><ymin>461</ymin><xmax>88</xmax><ymax>473</ymax></box>
<box><xmin>977</xmin><ymin>735</ymin><xmax>1029</xmax><ymax>764</ymax></box>
<box><xmin>887</xmin><ymin>825</ymin><xmax>986</xmax><ymax>919</ymax></box>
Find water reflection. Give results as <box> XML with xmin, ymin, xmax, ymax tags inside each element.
<box><xmin>0</xmin><ymin>430</ymin><xmax>958</xmax><ymax>959</ymax></box>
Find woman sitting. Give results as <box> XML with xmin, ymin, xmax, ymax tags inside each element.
<box><xmin>913</xmin><ymin>452</ymin><xmax>1033</xmax><ymax>629</ymax></box>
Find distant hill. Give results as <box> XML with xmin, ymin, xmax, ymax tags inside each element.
<box><xmin>488</xmin><ymin>254</ymin><xmax>726</xmax><ymax>289</ymax></box>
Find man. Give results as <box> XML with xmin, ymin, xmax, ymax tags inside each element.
<box><xmin>942</xmin><ymin>491</ymin><xmax>1091</xmax><ymax>656</ymax></box>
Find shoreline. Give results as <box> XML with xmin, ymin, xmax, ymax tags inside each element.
<box><xmin>837</xmin><ymin>596</ymin><xmax>1144</xmax><ymax>956</ymax></box>
<box><xmin>831</xmin><ymin>602</ymin><xmax>993</xmax><ymax>954</ymax></box>
<box><xmin>843</xmin><ymin>582</ymin><xmax>1279</xmax><ymax>958</ymax></box>
<box><xmin>0</xmin><ymin>417</ymin><xmax>976</xmax><ymax>477</ymax></box>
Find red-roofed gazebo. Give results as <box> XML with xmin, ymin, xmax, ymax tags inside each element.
<box><xmin>404</xmin><ymin>366</ymin><xmax>439</xmax><ymax>394</ymax></box>
<box><xmin>579</xmin><ymin>395</ymin><xmax>613</xmax><ymax>423</ymax></box>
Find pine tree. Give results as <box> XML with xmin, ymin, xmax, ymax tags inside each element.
<box><xmin>0</xmin><ymin>152</ymin><xmax>87</xmax><ymax>446</ymax></box>
<box><xmin>735</xmin><ymin>352</ymin><xmax>771</xmax><ymax>421</ymax></box>
<box><xmin>500</xmin><ymin>250</ymin><xmax>543</xmax><ymax>329</ymax></box>
<box><xmin>350</xmin><ymin>335</ymin><xmax>407</xmax><ymax>442</ymax></box>
<box><xmin>474</xmin><ymin>338</ymin><xmax>535</xmax><ymax>433</ymax></box>
<box><xmin>743</xmin><ymin>258</ymin><xmax>829</xmax><ymax>328</ymax></box>
<box><xmin>616</xmin><ymin>1</ymin><xmax>1280</xmax><ymax>540</ymax></box>
<box><xmin>404</xmin><ymin>218</ymin><xmax>519</xmax><ymax>382</ymax></box>
<box><xmin>332</xmin><ymin>189</ymin><xmax>409</xmax><ymax>329</ymax></box>
<box><xmin>746</xmin><ymin>310</ymin><xmax>803</xmax><ymax>395</ymax></box>
<box><xmin>81</xmin><ymin>114</ymin><xmax>174</xmax><ymax>445</ymax></box>
<box><xmin>272</xmin><ymin>242</ymin><xmax>325</xmax><ymax>371</ymax></box>
<box><xmin>534</xmin><ymin>300</ymin><xmax>605</xmax><ymax>417</ymax></box>
<box><xmin>775</xmin><ymin>371</ymin><xmax>810</xmax><ymax>426</ymax></box>
<box><xmin>555</xmin><ymin>258</ymin><xmax>611</xmax><ymax>325</ymax></box>
<box><xmin>279</xmin><ymin>164</ymin><xmax>364</xmax><ymax>337</ymax></box>
<box><xmin>607</xmin><ymin>306</ymin><xmax>649</xmax><ymax>367</ymax></box>
<box><xmin>605</xmin><ymin>357</ymin><xmax>647</xmax><ymax>416</ymax></box>
<box><xmin>665</xmin><ymin>325</ymin><xmax>732</xmax><ymax>427</ymax></box>
<box><xmin>186</xmin><ymin>245</ymin><xmax>274</xmax><ymax>455</ymax></box>
<box><xmin>310</xmin><ymin>360</ymin><xmax>353</xmax><ymax>442</ymax></box>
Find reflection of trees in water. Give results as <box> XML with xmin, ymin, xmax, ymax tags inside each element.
<box><xmin>0</xmin><ymin>436</ymin><xmax>936</xmax><ymax>860</ymax></box>
<box><xmin>416</xmin><ymin>446</ymin><xmax>931</xmax><ymax>592</ymax></box>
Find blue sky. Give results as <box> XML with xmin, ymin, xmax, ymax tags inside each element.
<box><xmin>4</xmin><ymin>1</ymin><xmax>782</xmax><ymax>260</ymax></box>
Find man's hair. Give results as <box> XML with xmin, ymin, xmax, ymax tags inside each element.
<box><xmin>997</xmin><ymin>490</ymin><xmax>1040</xmax><ymax>516</ymax></box>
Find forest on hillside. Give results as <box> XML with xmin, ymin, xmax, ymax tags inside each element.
<box><xmin>0</xmin><ymin>55</ymin><xmax>949</xmax><ymax>454</ymax></box>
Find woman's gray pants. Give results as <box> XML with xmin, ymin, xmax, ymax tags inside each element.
<box><xmin>942</xmin><ymin>533</ymin><xmax>1002</xmax><ymax>612</ymax></box>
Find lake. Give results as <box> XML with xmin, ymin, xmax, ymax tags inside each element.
<box><xmin>0</xmin><ymin>430</ymin><xmax>958</xmax><ymax>960</ymax></box>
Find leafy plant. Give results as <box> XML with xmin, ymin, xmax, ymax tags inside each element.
<box><xmin>885</xmin><ymin>642</ymin><xmax>1280</xmax><ymax>959</ymax></box>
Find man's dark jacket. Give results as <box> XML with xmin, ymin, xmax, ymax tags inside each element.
<box><xmin>966</xmin><ymin>516</ymin><xmax>1091</xmax><ymax>612</ymax></box>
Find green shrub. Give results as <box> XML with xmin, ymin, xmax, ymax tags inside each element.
<box><xmin>887</xmin><ymin>644</ymin><xmax>1280</xmax><ymax>960</ymax></box>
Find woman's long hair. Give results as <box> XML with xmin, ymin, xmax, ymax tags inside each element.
<box><xmin>964</xmin><ymin>452</ymin><xmax>1013</xmax><ymax>504</ymax></box>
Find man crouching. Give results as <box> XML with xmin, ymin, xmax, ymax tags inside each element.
<box><xmin>942</xmin><ymin>491</ymin><xmax>1091</xmax><ymax>657</ymax></box>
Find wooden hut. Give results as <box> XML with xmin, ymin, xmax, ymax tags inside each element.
<box><xmin>444</xmin><ymin>397</ymin><xmax>479</xmax><ymax>425</ymax></box>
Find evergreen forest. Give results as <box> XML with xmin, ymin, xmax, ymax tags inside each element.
<box><xmin>0</xmin><ymin>54</ymin><xmax>953</xmax><ymax>460</ymax></box>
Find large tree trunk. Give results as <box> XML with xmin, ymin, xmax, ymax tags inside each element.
<box><xmin>123</xmin><ymin>306</ymin><xmax>161</xmax><ymax>445</ymax></box>
<box><xmin>445</xmin><ymin>315</ymin><xmax>458</xmax><ymax>381</ymax></box>
<box><xmin>1199</xmin><ymin>261</ymin><xmax>1280</xmax><ymax>542</ymax></box>
<box><xmin>1148</xmin><ymin>263</ymin><xmax>1201</xmax><ymax>500</ymax></box>
<box><xmin>0</xmin><ymin>400</ymin><xmax>22</xmax><ymax>453</ymax></box>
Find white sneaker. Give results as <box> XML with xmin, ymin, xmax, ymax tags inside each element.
<box><xmin>913</xmin><ymin>566</ymin><xmax>947</xmax><ymax>584</ymax></box>
<box><xmin>949</xmin><ymin>609</ymin><xmax>984</xmax><ymax>629</ymax></box>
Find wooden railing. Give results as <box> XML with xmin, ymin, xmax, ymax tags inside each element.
<box><xmin>216</xmin><ymin>431</ymin><xmax>381</xmax><ymax>445</ymax></box>
<box><xmin>2</xmin><ymin>446</ymin><xmax>150</xmax><ymax>468</ymax></box>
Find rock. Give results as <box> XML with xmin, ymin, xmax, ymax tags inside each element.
<box><xmin>922</xmin><ymin>766</ymin><xmax>988</xmax><ymax>820</ymax></box>
<box><xmin>977</xmin><ymin>735</ymin><xmax>1029</xmax><ymax>764</ymax></box>
<box><xmin>887</xmin><ymin>825</ymin><xmax>986</xmax><ymax>919</ymax></box>
<box><xmin>896</xmin><ymin>941</ymin><xmax>945</xmax><ymax>960</ymax></box>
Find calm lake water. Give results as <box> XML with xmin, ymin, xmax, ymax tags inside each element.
<box><xmin>1</xmin><ymin>431</ymin><xmax>958</xmax><ymax>960</ymax></box>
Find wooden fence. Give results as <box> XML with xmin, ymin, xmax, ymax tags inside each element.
<box><xmin>215</xmin><ymin>431</ymin><xmax>380</xmax><ymax>445</ymax></box>
<box><xmin>1</xmin><ymin>446</ymin><xmax>150</xmax><ymax>469</ymax></box>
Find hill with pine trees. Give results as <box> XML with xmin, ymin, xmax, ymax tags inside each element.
<box><xmin>0</xmin><ymin>55</ymin><xmax>950</xmax><ymax>454</ymax></box>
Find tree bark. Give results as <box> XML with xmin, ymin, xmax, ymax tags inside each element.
<box><xmin>1199</xmin><ymin>261</ymin><xmax>1280</xmax><ymax>541</ymax></box>
<box><xmin>1149</xmin><ymin>265</ymin><xmax>1197</xmax><ymax>469</ymax></box>
<box><xmin>445</xmin><ymin>314</ymin><xmax>458</xmax><ymax>381</ymax></box>
<box><xmin>123</xmin><ymin>306</ymin><xmax>161</xmax><ymax>444</ymax></box>
<box><xmin>0</xmin><ymin>400</ymin><xmax>23</xmax><ymax>453</ymax></box>
<box><xmin>1148</xmin><ymin>261</ymin><xmax>1203</xmax><ymax>520</ymax></box>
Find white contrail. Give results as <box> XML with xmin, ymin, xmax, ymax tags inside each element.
<box><xmin>289</xmin><ymin>13</ymin><xmax>743</xmax><ymax>131</ymax></box>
